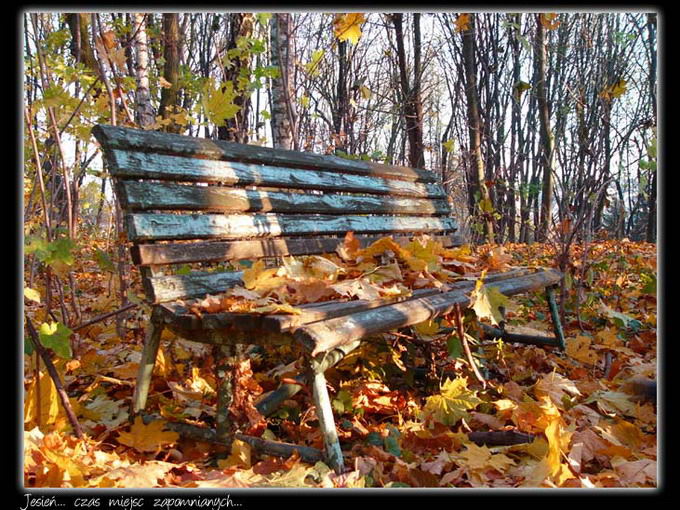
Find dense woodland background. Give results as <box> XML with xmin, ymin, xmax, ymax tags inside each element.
<box><xmin>22</xmin><ymin>12</ymin><xmax>659</xmax><ymax>489</ymax></box>
<box><xmin>24</xmin><ymin>12</ymin><xmax>657</xmax><ymax>246</ymax></box>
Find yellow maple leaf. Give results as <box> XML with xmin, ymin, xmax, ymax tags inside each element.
<box><xmin>565</xmin><ymin>335</ymin><xmax>599</xmax><ymax>366</ymax></box>
<box><xmin>422</xmin><ymin>377</ymin><xmax>482</xmax><ymax>426</ymax></box>
<box><xmin>333</xmin><ymin>13</ymin><xmax>366</xmax><ymax>45</ymax></box>
<box><xmin>117</xmin><ymin>416</ymin><xmax>179</xmax><ymax>453</ymax></box>
<box><xmin>405</xmin><ymin>238</ymin><xmax>442</xmax><ymax>272</ymax></box>
<box><xmin>599</xmin><ymin>79</ymin><xmax>628</xmax><ymax>101</ymax></box>
<box><xmin>458</xmin><ymin>442</ymin><xmax>515</xmax><ymax>472</ymax></box>
<box><xmin>468</xmin><ymin>275</ymin><xmax>509</xmax><ymax>326</ymax></box>
<box><xmin>201</xmin><ymin>79</ymin><xmax>241</xmax><ymax>125</ymax></box>
<box><xmin>242</xmin><ymin>259</ymin><xmax>286</xmax><ymax>294</ymax></box>
<box><xmin>596</xmin><ymin>327</ymin><xmax>621</xmax><ymax>348</ymax></box>
<box><xmin>218</xmin><ymin>438</ymin><xmax>252</xmax><ymax>469</ymax></box>
<box><xmin>24</xmin><ymin>370</ymin><xmax>61</xmax><ymax>429</ymax></box>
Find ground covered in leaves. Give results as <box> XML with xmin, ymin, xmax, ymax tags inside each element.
<box><xmin>23</xmin><ymin>238</ymin><xmax>657</xmax><ymax>488</ymax></box>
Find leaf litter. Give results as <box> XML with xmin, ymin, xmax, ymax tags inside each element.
<box><xmin>23</xmin><ymin>235</ymin><xmax>657</xmax><ymax>488</ymax></box>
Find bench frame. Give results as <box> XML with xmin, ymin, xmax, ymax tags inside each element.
<box><xmin>93</xmin><ymin>125</ymin><xmax>565</xmax><ymax>473</ymax></box>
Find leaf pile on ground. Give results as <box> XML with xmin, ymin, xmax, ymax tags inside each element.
<box><xmin>23</xmin><ymin>237</ymin><xmax>656</xmax><ymax>488</ymax></box>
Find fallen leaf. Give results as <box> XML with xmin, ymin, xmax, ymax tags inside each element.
<box><xmin>117</xmin><ymin>417</ymin><xmax>179</xmax><ymax>453</ymax></box>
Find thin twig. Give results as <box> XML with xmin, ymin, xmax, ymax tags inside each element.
<box><xmin>72</xmin><ymin>302</ymin><xmax>138</xmax><ymax>332</ymax></box>
<box><xmin>453</xmin><ymin>304</ymin><xmax>486</xmax><ymax>389</ymax></box>
<box><xmin>25</xmin><ymin>313</ymin><xmax>84</xmax><ymax>439</ymax></box>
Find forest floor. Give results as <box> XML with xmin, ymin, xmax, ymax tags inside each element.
<box><xmin>23</xmin><ymin>238</ymin><xmax>657</xmax><ymax>489</ymax></box>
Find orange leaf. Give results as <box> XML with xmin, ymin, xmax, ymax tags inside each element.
<box><xmin>336</xmin><ymin>231</ymin><xmax>361</xmax><ymax>261</ymax></box>
<box><xmin>101</xmin><ymin>30</ymin><xmax>117</xmax><ymax>49</ymax></box>
<box><xmin>117</xmin><ymin>416</ymin><xmax>179</xmax><ymax>453</ymax></box>
<box><xmin>539</xmin><ymin>13</ymin><xmax>561</xmax><ymax>30</ymax></box>
<box><xmin>454</xmin><ymin>13</ymin><xmax>471</xmax><ymax>32</ymax></box>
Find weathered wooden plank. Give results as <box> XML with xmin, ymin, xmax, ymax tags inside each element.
<box><xmin>131</xmin><ymin>234</ymin><xmax>458</xmax><ymax>266</ymax></box>
<box><xmin>126</xmin><ymin>213</ymin><xmax>459</xmax><ymax>242</ymax></box>
<box><xmin>146</xmin><ymin>270</ymin><xmax>244</xmax><ymax>303</ymax></box>
<box><xmin>93</xmin><ymin>124</ymin><xmax>437</xmax><ymax>183</ymax></box>
<box><xmin>294</xmin><ymin>269</ymin><xmax>563</xmax><ymax>355</ymax></box>
<box><xmin>119</xmin><ymin>181</ymin><xmax>453</xmax><ymax>216</ymax></box>
<box><xmin>106</xmin><ymin>150</ymin><xmax>446</xmax><ymax>199</ymax></box>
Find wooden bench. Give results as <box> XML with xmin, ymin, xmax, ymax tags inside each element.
<box><xmin>92</xmin><ymin>124</ymin><xmax>564</xmax><ymax>473</ymax></box>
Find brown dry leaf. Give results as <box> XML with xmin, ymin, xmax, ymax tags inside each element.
<box><xmin>534</xmin><ymin>371</ymin><xmax>582</xmax><ymax>407</ymax></box>
<box><xmin>286</xmin><ymin>278</ymin><xmax>337</xmax><ymax>304</ymax></box>
<box><xmin>331</xmin><ymin>277</ymin><xmax>382</xmax><ymax>301</ymax></box>
<box><xmin>483</xmin><ymin>245</ymin><xmax>513</xmax><ymax>271</ymax></box>
<box><xmin>230</xmin><ymin>359</ymin><xmax>266</xmax><ymax>435</ymax></box>
<box><xmin>569</xmin><ymin>428</ymin><xmax>610</xmax><ymax>465</ymax></box>
<box><xmin>611</xmin><ymin>458</ymin><xmax>656</xmax><ymax>487</ymax></box>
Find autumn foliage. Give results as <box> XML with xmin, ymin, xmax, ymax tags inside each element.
<box><xmin>23</xmin><ymin>237</ymin><xmax>657</xmax><ymax>488</ymax></box>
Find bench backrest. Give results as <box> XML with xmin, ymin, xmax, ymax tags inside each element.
<box><xmin>93</xmin><ymin>125</ymin><xmax>459</xmax><ymax>304</ymax></box>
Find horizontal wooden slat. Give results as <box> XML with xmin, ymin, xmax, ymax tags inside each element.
<box><xmin>294</xmin><ymin>269</ymin><xmax>562</xmax><ymax>355</ymax></box>
<box><xmin>131</xmin><ymin>234</ymin><xmax>459</xmax><ymax>266</ymax></box>
<box><xmin>93</xmin><ymin>124</ymin><xmax>437</xmax><ymax>183</ymax></box>
<box><xmin>126</xmin><ymin>213</ymin><xmax>458</xmax><ymax>242</ymax></box>
<box><xmin>106</xmin><ymin>150</ymin><xmax>446</xmax><ymax>199</ymax></box>
<box><xmin>145</xmin><ymin>270</ymin><xmax>244</xmax><ymax>303</ymax></box>
<box><xmin>120</xmin><ymin>181</ymin><xmax>452</xmax><ymax>216</ymax></box>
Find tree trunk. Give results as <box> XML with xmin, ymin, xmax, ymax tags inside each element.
<box><xmin>645</xmin><ymin>13</ymin><xmax>657</xmax><ymax>243</ymax></box>
<box><xmin>461</xmin><ymin>13</ymin><xmax>494</xmax><ymax>243</ymax></box>
<box><xmin>133</xmin><ymin>13</ymin><xmax>155</xmax><ymax>128</ymax></box>
<box><xmin>535</xmin><ymin>14</ymin><xmax>555</xmax><ymax>242</ymax></box>
<box><xmin>332</xmin><ymin>39</ymin><xmax>349</xmax><ymax>153</ymax></box>
<box><xmin>65</xmin><ymin>13</ymin><xmax>101</xmax><ymax>81</ymax></box>
<box><xmin>270</xmin><ymin>13</ymin><xmax>296</xmax><ymax>150</ymax></box>
<box><xmin>159</xmin><ymin>13</ymin><xmax>181</xmax><ymax>133</ymax></box>
<box><xmin>392</xmin><ymin>13</ymin><xmax>425</xmax><ymax>168</ymax></box>
<box><xmin>218</xmin><ymin>13</ymin><xmax>254</xmax><ymax>143</ymax></box>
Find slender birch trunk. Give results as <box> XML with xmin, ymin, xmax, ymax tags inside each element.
<box><xmin>133</xmin><ymin>13</ymin><xmax>155</xmax><ymax>128</ymax></box>
<box><xmin>270</xmin><ymin>13</ymin><xmax>296</xmax><ymax>150</ymax></box>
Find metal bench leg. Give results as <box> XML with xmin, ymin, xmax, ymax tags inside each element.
<box><xmin>309</xmin><ymin>367</ymin><xmax>344</xmax><ymax>474</ymax></box>
<box><xmin>546</xmin><ymin>285</ymin><xmax>566</xmax><ymax>350</ymax></box>
<box><xmin>132</xmin><ymin>314</ymin><xmax>164</xmax><ymax>414</ymax></box>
